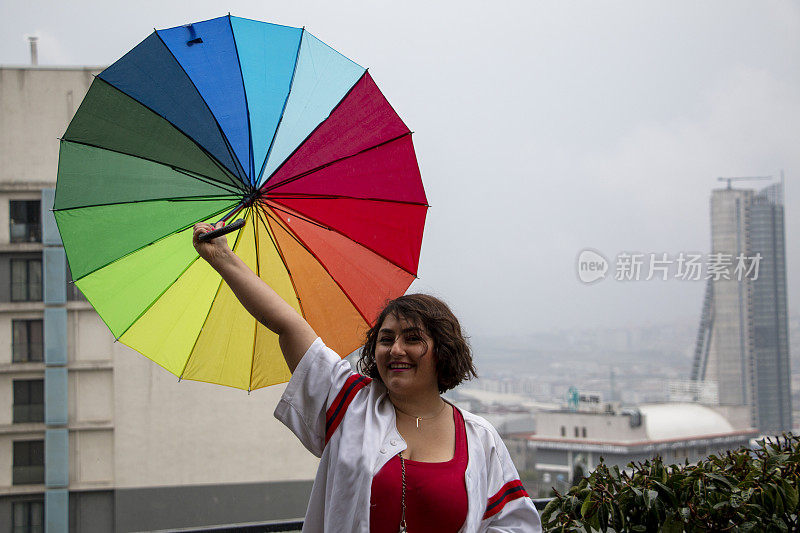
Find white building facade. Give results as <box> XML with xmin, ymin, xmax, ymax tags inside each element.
<box><xmin>509</xmin><ymin>402</ymin><xmax>757</xmax><ymax>498</ymax></box>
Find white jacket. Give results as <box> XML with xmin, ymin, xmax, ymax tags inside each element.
<box><xmin>275</xmin><ymin>338</ymin><xmax>542</xmax><ymax>532</ymax></box>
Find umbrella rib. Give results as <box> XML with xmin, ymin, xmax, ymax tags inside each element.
<box><xmin>268</xmin><ymin>193</ymin><xmax>428</xmax><ymax>207</ymax></box>
<box><xmin>154</xmin><ymin>29</ymin><xmax>250</xmax><ymax>185</ymax></box>
<box><xmin>86</xmin><ymin>77</ymin><xmax>251</xmax><ymax>193</ymax></box>
<box><xmin>252</xmin><ymin>204</ymin><xmax>309</xmax><ymax>323</ymax></box>
<box><xmin>178</xmin><ymin>211</ymin><xmax>250</xmax><ymax>381</ymax></box>
<box><xmin>227</xmin><ymin>14</ymin><xmax>255</xmax><ymax>186</ymax></box>
<box><xmin>248</xmin><ymin>208</ymin><xmax>260</xmax><ymax>391</ymax></box>
<box><xmin>113</xmin><ymin>254</ymin><xmax>204</xmax><ymax>342</ymax></box>
<box><xmin>261</xmin><ymin>131</ymin><xmax>412</xmax><ymax>194</ymax></box>
<box><xmin>256</xmin><ymin>27</ymin><xmax>305</xmax><ymax>186</ymax></box>
<box><xmin>260</xmin><ymin>205</ymin><xmax>374</xmax><ymax>327</ymax></box>
<box><xmin>260</xmin><ymin>69</ymin><xmax>369</xmax><ymax>189</ymax></box>
<box><xmin>70</xmin><ymin>202</ymin><xmax>238</xmax><ymax>284</ymax></box>
<box><xmin>264</xmin><ymin>200</ymin><xmax>419</xmax><ymax>277</ymax></box>
<box><xmin>53</xmin><ymin>195</ymin><xmax>242</xmax><ymax>214</ymax></box>
<box><xmin>59</xmin><ymin>139</ymin><xmax>247</xmax><ymax>196</ymax></box>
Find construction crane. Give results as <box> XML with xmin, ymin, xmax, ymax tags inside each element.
<box><xmin>717</xmin><ymin>176</ymin><xmax>772</xmax><ymax>189</ymax></box>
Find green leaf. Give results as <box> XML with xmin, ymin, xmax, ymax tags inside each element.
<box><xmin>706</xmin><ymin>472</ymin><xmax>733</xmax><ymax>489</ymax></box>
<box><xmin>580</xmin><ymin>492</ymin><xmax>594</xmax><ymax>518</ymax></box>
<box><xmin>645</xmin><ymin>489</ymin><xmax>658</xmax><ymax>510</ymax></box>
<box><xmin>782</xmin><ymin>479</ymin><xmax>798</xmax><ymax>510</ymax></box>
<box><xmin>540</xmin><ymin>498</ymin><xmax>561</xmax><ymax>522</ymax></box>
<box><xmin>652</xmin><ymin>480</ymin><xmax>677</xmax><ymax>507</ymax></box>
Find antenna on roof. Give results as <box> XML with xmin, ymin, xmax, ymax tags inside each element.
<box><xmin>717</xmin><ymin>176</ymin><xmax>771</xmax><ymax>189</ymax></box>
<box><xmin>28</xmin><ymin>36</ymin><xmax>38</xmax><ymax>66</ymax></box>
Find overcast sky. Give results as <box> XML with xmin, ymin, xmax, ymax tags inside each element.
<box><xmin>3</xmin><ymin>1</ymin><xmax>798</xmax><ymax>342</ymax></box>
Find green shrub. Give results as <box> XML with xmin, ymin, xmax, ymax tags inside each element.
<box><xmin>541</xmin><ymin>433</ymin><xmax>799</xmax><ymax>532</ymax></box>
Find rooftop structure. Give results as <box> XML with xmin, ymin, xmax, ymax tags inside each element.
<box><xmin>508</xmin><ymin>402</ymin><xmax>757</xmax><ymax>498</ymax></box>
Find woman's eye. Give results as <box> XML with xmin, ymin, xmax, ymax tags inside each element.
<box><xmin>379</xmin><ymin>337</ymin><xmax>393</xmax><ymax>344</ymax></box>
<box><xmin>405</xmin><ymin>335</ymin><xmax>421</xmax><ymax>343</ymax></box>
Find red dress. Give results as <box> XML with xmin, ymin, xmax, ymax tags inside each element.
<box><xmin>369</xmin><ymin>407</ymin><xmax>469</xmax><ymax>532</ymax></box>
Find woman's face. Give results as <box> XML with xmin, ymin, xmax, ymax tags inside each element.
<box><xmin>374</xmin><ymin>313</ymin><xmax>438</xmax><ymax>396</ymax></box>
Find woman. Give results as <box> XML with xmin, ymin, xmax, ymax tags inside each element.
<box><xmin>193</xmin><ymin>222</ymin><xmax>541</xmax><ymax>532</ymax></box>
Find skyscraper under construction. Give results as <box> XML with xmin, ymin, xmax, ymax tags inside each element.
<box><xmin>691</xmin><ymin>178</ymin><xmax>791</xmax><ymax>434</ymax></box>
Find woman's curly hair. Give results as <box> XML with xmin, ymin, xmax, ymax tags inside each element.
<box><xmin>357</xmin><ymin>294</ymin><xmax>477</xmax><ymax>393</ymax></box>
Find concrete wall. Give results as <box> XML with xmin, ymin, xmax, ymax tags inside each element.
<box><xmin>0</xmin><ymin>67</ymin><xmax>100</xmax><ymax>186</ymax></box>
<box><xmin>536</xmin><ymin>410</ymin><xmax>648</xmax><ymax>442</ymax></box>
<box><xmin>70</xmin><ymin>491</ymin><xmax>113</xmax><ymax>533</ymax></box>
<box><xmin>68</xmin><ymin>310</ymin><xmax>113</xmax><ymax>363</ymax></box>
<box><xmin>115</xmin><ymin>480</ymin><xmax>312</xmax><ymax>532</ymax></box>
<box><xmin>708</xmin><ymin>189</ymin><xmax>754</xmax><ymax>407</ymax></box>
<box><xmin>112</xmin><ymin>340</ymin><xmax>319</xmax><ymax>489</ymax></box>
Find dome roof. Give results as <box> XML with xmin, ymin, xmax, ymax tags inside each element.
<box><xmin>639</xmin><ymin>403</ymin><xmax>734</xmax><ymax>441</ymax></box>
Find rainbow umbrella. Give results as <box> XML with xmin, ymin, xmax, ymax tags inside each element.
<box><xmin>54</xmin><ymin>16</ymin><xmax>427</xmax><ymax>390</ymax></box>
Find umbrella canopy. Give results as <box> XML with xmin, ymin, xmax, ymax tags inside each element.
<box><xmin>54</xmin><ymin>15</ymin><xmax>427</xmax><ymax>390</ymax></box>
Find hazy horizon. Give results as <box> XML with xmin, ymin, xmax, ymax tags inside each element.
<box><xmin>3</xmin><ymin>1</ymin><xmax>798</xmax><ymax>338</ymax></box>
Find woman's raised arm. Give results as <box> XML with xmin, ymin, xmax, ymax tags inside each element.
<box><xmin>192</xmin><ymin>221</ymin><xmax>317</xmax><ymax>373</ymax></box>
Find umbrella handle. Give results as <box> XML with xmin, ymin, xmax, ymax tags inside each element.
<box><xmin>198</xmin><ymin>218</ymin><xmax>245</xmax><ymax>242</ymax></box>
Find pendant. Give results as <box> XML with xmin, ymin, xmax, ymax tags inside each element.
<box><xmin>398</xmin><ymin>520</ymin><xmax>407</xmax><ymax>533</ymax></box>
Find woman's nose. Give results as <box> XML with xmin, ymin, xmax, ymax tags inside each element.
<box><xmin>390</xmin><ymin>340</ymin><xmax>404</xmax><ymax>356</ymax></box>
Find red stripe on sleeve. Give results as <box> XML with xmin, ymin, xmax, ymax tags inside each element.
<box><xmin>483</xmin><ymin>479</ymin><xmax>529</xmax><ymax>520</ymax></box>
<box><xmin>325</xmin><ymin>374</ymin><xmax>371</xmax><ymax>444</ymax></box>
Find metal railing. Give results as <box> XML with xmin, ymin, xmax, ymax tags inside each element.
<box><xmin>13</xmin><ymin>404</ymin><xmax>44</xmax><ymax>424</ymax></box>
<box><xmin>12</xmin><ymin>465</ymin><xmax>44</xmax><ymax>485</ymax></box>
<box><xmin>168</xmin><ymin>499</ymin><xmax>554</xmax><ymax>532</ymax></box>
<box><xmin>10</xmin><ymin>222</ymin><xmax>42</xmax><ymax>243</ymax></box>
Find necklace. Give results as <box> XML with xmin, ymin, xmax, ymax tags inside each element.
<box><xmin>393</xmin><ymin>399</ymin><xmax>447</xmax><ymax>428</ymax></box>
<box><xmin>398</xmin><ymin>451</ymin><xmax>407</xmax><ymax>533</ymax></box>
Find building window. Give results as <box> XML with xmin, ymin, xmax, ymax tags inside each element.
<box><xmin>12</xmin><ymin>320</ymin><xmax>43</xmax><ymax>362</ymax></box>
<box><xmin>574</xmin><ymin>426</ymin><xmax>579</xmax><ymax>438</ymax></box>
<box><xmin>11</xmin><ymin>258</ymin><xmax>42</xmax><ymax>301</ymax></box>
<box><xmin>10</xmin><ymin>200</ymin><xmax>42</xmax><ymax>243</ymax></box>
<box><xmin>582</xmin><ymin>427</ymin><xmax>587</xmax><ymax>438</ymax></box>
<box><xmin>560</xmin><ymin>426</ymin><xmax>565</xmax><ymax>437</ymax></box>
<box><xmin>13</xmin><ymin>440</ymin><xmax>44</xmax><ymax>485</ymax></box>
<box><xmin>12</xmin><ymin>499</ymin><xmax>44</xmax><ymax>533</ymax></box>
<box><xmin>13</xmin><ymin>380</ymin><xmax>44</xmax><ymax>423</ymax></box>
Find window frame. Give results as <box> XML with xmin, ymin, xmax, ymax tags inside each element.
<box><xmin>12</xmin><ymin>498</ymin><xmax>45</xmax><ymax>533</ymax></box>
<box><xmin>9</xmin><ymin>199</ymin><xmax>42</xmax><ymax>243</ymax></box>
<box><xmin>10</xmin><ymin>258</ymin><xmax>43</xmax><ymax>302</ymax></box>
<box><xmin>12</xmin><ymin>440</ymin><xmax>45</xmax><ymax>485</ymax></box>
<box><xmin>12</xmin><ymin>319</ymin><xmax>44</xmax><ymax>363</ymax></box>
<box><xmin>13</xmin><ymin>379</ymin><xmax>44</xmax><ymax>424</ymax></box>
